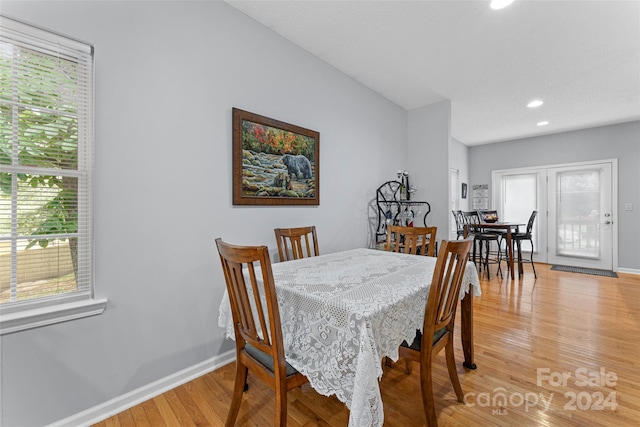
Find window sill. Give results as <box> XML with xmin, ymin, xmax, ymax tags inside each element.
<box><xmin>0</xmin><ymin>298</ymin><xmax>108</xmax><ymax>335</ymax></box>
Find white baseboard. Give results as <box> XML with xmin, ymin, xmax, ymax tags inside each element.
<box><xmin>48</xmin><ymin>350</ymin><xmax>236</xmax><ymax>427</ymax></box>
<box><xmin>617</xmin><ymin>267</ymin><xmax>640</xmax><ymax>275</ymax></box>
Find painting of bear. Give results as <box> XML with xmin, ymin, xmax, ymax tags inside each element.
<box><xmin>282</xmin><ymin>154</ymin><xmax>313</xmax><ymax>180</ymax></box>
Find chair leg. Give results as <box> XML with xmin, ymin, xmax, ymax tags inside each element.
<box><xmin>444</xmin><ymin>337</ymin><xmax>464</xmax><ymax>403</ymax></box>
<box><xmin>385</xmin><ymin>356</ymin><xmax>394</xmax><ymax>368</ymax></box>
<box><xmin>419</xmin><ymin>355</ymin><xmax>438</xmax><ymax>427</ymax></box>
<box><xmin>484</xmin><ymin>240</ymin><xmax>491</xmax><ymax>280</ymax></box>
<box><xmin>496</xmin><ymin>238</ymin><xmax>503</xmax><ymax>278</ymax></box>
<box><xmin>515</xmin><ymin>239</ymin><xmax>524</xmax><ymax>276</ymax></box>
<box><xmin>471</xmin><ymin>239</ymin><xmax>477</xmax><ymax>266</ymax></box>
<box><xmin>529</xmin><ymin>239</ymin><xmax>537</xmax><ymax>278</ymax></box>
<box><xmin>226</xmin><ymin>361</ymin><xmax>248</xmax><ymax>427</ymax></box>
<box><xmin>275</xmin><ymin>381</ymin><xmax>288</xmax><ymax>427</ymax></box>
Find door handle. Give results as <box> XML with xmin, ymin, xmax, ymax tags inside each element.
<box><xmin>604</xmin><ymin>220</ymin><xmax>612</xmax><ymax>225</ymax></box>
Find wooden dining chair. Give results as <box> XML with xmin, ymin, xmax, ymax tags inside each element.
<box><xmin>397</xmin><ymin>238</ymin><xmax>473</xmax><ymax>427</ymax></box>
<box><xmin>383</xmin><ymin>225</ymin><xmax>438</xmax><ymax>368</ymax></box>
<box><xmin>274</xmin><ymin>226</ymin><xmax>319</xmax><ymax>262</ymax></box>
<box><xmin>385</xmin><ymin>225</ymin><xmax>437</xmax><ymax>256</ymax></box>
<box><xmin>215</xmin><ymin>238</ymin><xmax>308</xmax><ymax>426</ymax></box>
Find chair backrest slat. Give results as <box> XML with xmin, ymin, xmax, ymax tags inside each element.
<box><xmin>525</xmin><ymin>210</ymin><xmax>538</xmax><ymax>236</ymax></box>
<box><xmin>246</xmin><ymin>261</ymin><xmax>271</xmax><ymax>347</ymax></box>
<box><xmin>229</xmin><ymin>259</ymin><xmax>258</xmax><ymax>341</ymax></box>
<box><xmin>462</xmin><ymin>211</ymin><xmax>480</xmax><ymax>224</ymax></box>
<box><xmin>452</xmin><ymin>210</ymin><xmax>465</xmax><ymax>237</ymax></box>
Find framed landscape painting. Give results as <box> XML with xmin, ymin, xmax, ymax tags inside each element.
<box><xmin>232</xmin><ymin>108</ymin><xmax>320</xmax><ymax>205</ymax></box>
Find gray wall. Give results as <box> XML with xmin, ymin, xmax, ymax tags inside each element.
<box><xmin>407</xmin><ymin>100</ymin><xmax>451</xmax><ymax>241</ymax></box>
<box><xmin>468</xmin><ymin>120</ymin><xmax>640</xmax><ymax>270</ymax></box>
<box><xmin>449</xmin><ymin>138</ymin><xmax>470</xmax><ymax>237</ymax></box>
<box><xmin>0</xmin><ymin>2</ymin><xmax>408</xmax><ymax>425</ymax></box>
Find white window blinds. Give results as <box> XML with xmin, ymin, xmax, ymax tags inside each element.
<box><xmin>0</xmin><ymin>16</ymin><xmax>94</xmax><ymax>317</ymax></box>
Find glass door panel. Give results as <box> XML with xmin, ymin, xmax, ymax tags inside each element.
<box><xmin>502</xmin><ymin>173</ymin><xmax>538</xmax><ymax>253</ymax></box>
<box><xmin>548</xmin><ymin>162</ymin><xmax>613</xmax><ymax>270</ymax></box>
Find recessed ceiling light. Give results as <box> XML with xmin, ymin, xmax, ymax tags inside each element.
<box><xmin>527</xmin><ymin>99</ymin><xmax>544</xmax><ymax>108</ymax></box>
<box><xmin>490</xmin><ymin>0</ymin><xmax>515</xmax><ymax>10</ymax></box>
<box><xmin>537</xmin><ymin>121</ymin><xmax>549</xmax><ymax>126</ymax></box>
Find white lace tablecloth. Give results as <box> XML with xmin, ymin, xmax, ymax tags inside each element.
<box><xmin>218</xmin><ymin>248</ymin><xmax>481</xmax><ymax>427</ymax></box>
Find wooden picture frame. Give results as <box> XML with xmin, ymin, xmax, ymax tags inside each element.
<box><xmin>233</xmin><ymin>108</ymin><xmax>319</xmax><ymax>206</ymax></box>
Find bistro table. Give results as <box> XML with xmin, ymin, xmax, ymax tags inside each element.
<box><xmin>465</xmin><ymin>222</ymin><xmax>523</xmax><ymax>279</ymax></box>
<box><xmin>218</xmin><ymin>248</ymin><xmax>481</xmax><ymax>427</ymax></box>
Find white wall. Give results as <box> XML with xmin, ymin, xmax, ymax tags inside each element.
<box><xmin>468</xmin><ymin>121</ymin><xmax>640</xmax><ymax>270</ymax></box>
<box><xmin>0</xmin><ymin>2</ymin><xmax>407</xmax><ymax>425</ymax></box>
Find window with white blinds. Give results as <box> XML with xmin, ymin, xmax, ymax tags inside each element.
<box><xmin>499</xmin><ymin>173</ymin><xmax>538</xmax><ymax>252</ymax></box>
<box><xmin>0</xmin><ymin>16</ymin><xmax>104</xmax><ymax>334</ymax></box>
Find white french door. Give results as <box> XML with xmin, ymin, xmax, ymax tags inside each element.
<box><xmin>493</xmin><ymin>160</ymin><xmax>616</xmax><ymax>271</ymax></box>
<box><xmin>547</xmin><ymin>162</ymin><xmax>614</xmax><ymax>270</ymax></box>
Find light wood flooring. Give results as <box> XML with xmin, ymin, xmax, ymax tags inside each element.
<box><xmin>93</xmin><ymin>263</ymin><xmax>640</xmax><ymax>426</ymax></box>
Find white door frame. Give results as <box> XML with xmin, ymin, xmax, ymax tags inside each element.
<box><xmin>492</xmin><ymin>159</ymin><xmax>618</xmax><ymax>271</ymax></box>
<box><xmin>450</xmin><ymin>168</ymin><xmax>459</xmax><ymax>239</ymax></box>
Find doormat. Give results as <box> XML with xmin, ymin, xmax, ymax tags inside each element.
<box><xmin>551</xmin><ymin>265</ymin><xmax>618</xmax><ymax>278</ymax></box>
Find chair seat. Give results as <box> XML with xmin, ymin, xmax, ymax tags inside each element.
<box><xmin>474</xmin><ymin>233</ymin><xmax>499</xmax><ymax>240</ymax></box>
<box><xmin>245</xmin><ymin>344</ymin><xmax>300</xmax><ymax>377</ymax></box>
<box><xmin>400</xmin><ymin>328</ymin><xmax>448</xmax><ymax>351</ymax></box>
<box><xmin>511</xmin><ymin>233</ymin><xmax>531</xmax><ymax>240</ymax></box>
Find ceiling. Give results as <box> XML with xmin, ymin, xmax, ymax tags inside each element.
<box><xmin>225</xmin><ymin>0</ymin><xmax>640</xmax><ymax>146</ymax></box>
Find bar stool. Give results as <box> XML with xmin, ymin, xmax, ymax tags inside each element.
<box><xmin>462</xmin><ymin>211</ymin><xmax>500</xmax><ymax>279</ymax></box>
<box><xmin>499</xmin><ymin>211</ymin><xmax>538</xmax><ymax>278</ymax></box>
<box><xmin>452</xmin><ymin>210</ymin><xmax>465</xmax><ymax>240</ymax></box>
<box><xmin>512</xmin><ymin>211</ymin><xmax>537</xmax><ymax>277</ymax></box>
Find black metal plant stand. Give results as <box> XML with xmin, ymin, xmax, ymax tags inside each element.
<box><xmin>375</xmin><ymin>180</ymin><xmax>431</xmax><ymax>246</ymax></box>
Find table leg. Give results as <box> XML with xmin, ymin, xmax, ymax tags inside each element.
<box><xmin>516</xmin><ymin>240</ymin><xmax>524</xmax><ymax>275</ymax></box>
<box><xmin>461</xmin><ymin>287</ymin><xmax>476</xmax><ymax>370</ymax></box>
<box><xmin>506</xmin><ymin>228</ymin><xmax>515</xmax><ymax>280</ymax></box>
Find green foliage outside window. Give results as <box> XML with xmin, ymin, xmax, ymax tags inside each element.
<box><xmin>0</xmin><ymin>44</ymin><xmax>79</xmax><ymax>249</ymax></box>
<box><xmin>1</xmin><ymin>41</ymin><xmax>83</xmax><ymax>301</ymax></box>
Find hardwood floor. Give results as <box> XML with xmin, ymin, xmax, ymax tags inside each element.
<box><xmin>93</xmin><ymin>263</ymin><xmax>640</xmax><ymax>426</ymax></box>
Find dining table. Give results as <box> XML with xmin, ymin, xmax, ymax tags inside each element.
<box><xmin>465</xmin><ymin>221</ymin><xmax>523</xmax><ymax>279</ymax></box>
<box><xmin>218</xmin><ymin>248</ymin><xmax>481</xmax><ymax>427</ymax></box>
